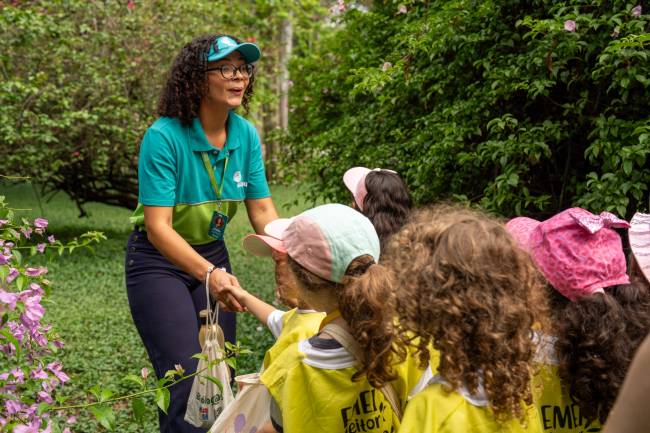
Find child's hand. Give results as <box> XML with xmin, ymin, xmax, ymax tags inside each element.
<box><xmin>221</xmin><ymin>284</ymin><xmax>250</xmax><ymax>307</ymax></box>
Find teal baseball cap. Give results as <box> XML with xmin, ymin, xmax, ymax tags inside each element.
<box><xmin>243</xmin><ymin>203</ymin><xmax>380</xmax><ymax>283</ymax></box>
<box><xmin>206</xmin><ymin>36</ymin><xmax>261</xmax><ymax>63</ymax></box>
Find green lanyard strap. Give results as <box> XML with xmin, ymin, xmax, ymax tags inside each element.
<box><xmin>201</xmin><ymin>152</ymin><xmax>229</xmax><ymax>200</ymax></box>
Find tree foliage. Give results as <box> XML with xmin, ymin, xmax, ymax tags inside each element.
<box><xmin>282</xmin><ymin>0</ymin><xmax>650</xmax><ymax>218</ymax></box>
<box><xmin>0</xmin><ymin>0</ymin><xmax>324</xmax><ymax>215</ymax></box>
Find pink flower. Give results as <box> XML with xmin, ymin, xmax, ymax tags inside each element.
<box><xmin>564</xmin><ymin>20</ymin><xmax>576</xmax><ymax>32</ymax></box>
<box><xmin>381</xmin><ymin>62</ymin><xmax>392</xmax><ymax>71</ymax></box>
<box><xmin>47</xmin><ymin>362</ymin><xmax>70</xmax><ymax>384</ymax></box>
<box><xmin>66</xmin><ymin>416</ymin><xmax>77</xmax><ymax>424</ymax></box>
<box><xmin>631</xmin><ymin>5</ymin><xmax>642</xmax><ymax>17</ymax></box>
<box><xmin>5</xmin><ymin>399</ymin><xmax>23</xmax><ymax>414</ymax></box>
<box><xmin>397</xmin><ymin>4</ymin><xmax>407</xmax><ymax>14</ymax></box>
<box><xmin>37</xmin><ymin>243</ymin><xmax>46</xmax><ymax>253</ymax></box>
<box><xmin>22</xmin><ymin>295</ymin><xmax>45</xmax><ymax>324</ymax></box>
<box><xmin>38</xmin><ymin>390</ymin><xmax>54</xmax><ymax>404</ymax></box>
<box><xmin>25</xmin><ymin>267</ymin><xmax>48</xmax><ymax>277</ymax></box>
<box><xmin>31</xmin><ymin>367</ymin><xmax>49</xmax><ymax>380</ymax></box>
<box><xmin>47</xmin><ymin>235</ymin><xmax>55</xmax><ymax>244</ymax></box>
<box><xmin>20</xmin><ymin>227</ymin><xmax>33</xmax><ymax>239</ymax></box>
<box><xmin>0</xmin><ymin>290</ymin><xmax>19</xmax><ymax>310</ymax></box>
<box><xmin>0</xmin><ymin>254</ymin><xmax>11</xmax><ymax>265</ymax></box>
<box><xmin>33</xmin><ymin>218</ymin><xmax>48</xmax><ymax>229</ymax></box>
<box><xmin>7</xmin><ymin>267</ymin><xmax>19</xmax><ymax>283</ymax></box>
<box><xmin>11</xmin><ymin>368</ymin><xmax>25</xmax><ymax>382</ymax></box>
<box><xmin>0</xmin><ymin>219</ymin><xmax>8</xmax><ymax>227</ymax></box>
<box><xmin>141</xmin><ymin>367</ymin><xmax>149</xmax><ymax>380</ymax></box>
<box><xmin>13</xmin><ymin>425</ymin><xmax>39</xmax><ymax>433</ymax></box>
<box><xmin>330</xmin><ymin>0</ymin><xmax>346</xmax><ymax>13</ymax></box>
<box><xmin>127</xmin><ymin>0</ymin><xmax>135</xmax><ymax>10</ymax></box>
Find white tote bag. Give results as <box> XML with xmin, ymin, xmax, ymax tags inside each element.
<box><xmin>185</xmin><ymin>270</ymin><xmax>235</xmax><ymax>428</ymax></box>
<box><xmin>209</xmin><ymin>373</ymin><xmax>272</xmax><ymax>433</ymax></box>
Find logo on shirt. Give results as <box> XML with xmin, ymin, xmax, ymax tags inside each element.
<box><xmin>233</xmin><ymin>171</ymin><xmax>248</xmax><ymax>188</ymax></box>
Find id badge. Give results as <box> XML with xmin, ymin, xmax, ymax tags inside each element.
<box><xmin>208</xmin><ymin>210</ymin><xmax>229</xmax><ymax>241</ymax></box>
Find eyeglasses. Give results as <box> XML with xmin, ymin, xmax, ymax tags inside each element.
<box><xmin>205</xmin><ymin>64</ymin><xmax>254</xmax><ymax>80</ymax></box>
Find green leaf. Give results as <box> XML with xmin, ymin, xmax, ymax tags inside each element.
<box><xmin>1</xmin><ymin>327</ymin><xmax>21</xmax><ymax>355</ymax></box>
<box><xmin>90</xmin><ymin>404</ymin><xmax>116</xmax><ymax>431</ymax></box>
<box><xmin>623</xmin><ymin>160</ymin><xmax>632</xmax><ymax>175</ymax></box>
<box><xmin>155</xmin><ymin>387</ymin><xmax>171</xmax><ymax>414</ymax></box>
<box><xmin>202</xmin><ymin>375</ymin><xmax>224</xmax><ymax>392</ymax></box>
<box><xmin>131</xmin><ymin>397</ymin><xmax>146</xmax><ymax>423</ymax></box>
<box><xmin>16</xmin><ymin>275</ymin><xmax>26</xmax><ymax>291</ymax></box>
<box><xmin>100</xmin><ymin>388</ymin><xmax>114</xmax><ymax>402</ymax></box>
<box><xmin>37</xmin><ymin>402</ymin><xmax>52</xmax><ymax>415</ymax></box>
<box><xmin>124</xmin><ymin>374</ymin><xmax>145</xmax><ymax>389</ymax></box>
<box><xmin>12</xmin><ymin>249</ymin><xmax>22</xmax><ymax>265</ymax></box>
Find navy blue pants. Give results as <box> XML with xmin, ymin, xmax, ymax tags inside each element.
<box><xmin>125</xmin><ymin>228</ymin><xmax>235</xmax><ymax>433</ymax></box>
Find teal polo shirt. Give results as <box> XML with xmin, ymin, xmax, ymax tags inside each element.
<box><xmin>129</xmin><ymin>112</ymin><xmax>271</xmax><ymax>245</ymax></box>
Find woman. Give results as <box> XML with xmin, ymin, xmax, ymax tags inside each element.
<box><xmin>125</xmin><ymin>34</ymin><xmax>278</xmax><ymax>433</ymax></box>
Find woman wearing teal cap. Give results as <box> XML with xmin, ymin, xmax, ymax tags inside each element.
<box><xmin>125</xmin><ymin>34</ymin><xmax>278</xmax><ymax>433</ymax></box>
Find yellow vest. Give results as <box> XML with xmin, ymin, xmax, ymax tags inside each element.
<box><xmin>261</xmin><ymin>337</ymin><xmax>431</xmax><ymax>433</ymax></box>
<box><xmin>532</xmin><ymin>364</ymin><xmax>602</xmax><ymax>433</ymax></box>
<box><xmin>399</xmin><ymin>379</ymin><xmax>543</xmax><ymax>433</ymax></box>
<box><xmin>531</xmin><ymin>333</ymin><xmax>601</xmax><ymax>433</ymax></box>
<box><xmin>263</xmin><ymin>309</ymin><xmax>325</xmax><ymax>369</ymax></box>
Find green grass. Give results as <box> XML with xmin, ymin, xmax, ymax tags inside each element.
<box><xmin>0</xmin><ymin>182</ymin><xmax>312</xmax><ymax>432</ymax></box>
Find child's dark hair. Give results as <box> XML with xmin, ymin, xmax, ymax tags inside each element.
<box><xmin>362</xmin><ymin>170</ymin><xmax>412</xmax><ymax>247</ymax></box>
<box><xmin>548</xmin><ymin>284</ymin><xmax>650</xmax><ymax>424</ymax></box>
<box><xmin>287</xmin><ymin>255</ymin><xmax>406</xmax><ymax>388</ymax></box>
<box><xmin>157</xmin><ymin>34</ymin><xmax>255</xmax><ymax>125</ymax></box>
<box><xmin>385</xmin><ymin>204</ymin><xmax>548</xmax><ymax>421</ymax></box>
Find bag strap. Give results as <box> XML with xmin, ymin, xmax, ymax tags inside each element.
<box><xmin>204</xmin><ymin>267</ymin><xmax>221</xmax><ymax>337</ymax></box>
<box><xmin>322</xmin><ymin>323</ymin><xmax>403</xmax><ymax>420</ymax></box>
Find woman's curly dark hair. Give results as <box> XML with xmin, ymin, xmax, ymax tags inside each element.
<box><xmin>287</xmin><ymin>255</ymin><xmax>407</xmax><ymax>388</ymax></box>
<box><xmin>384</xmin><ymin>204</ymin><xmax>548</xmax><ymax>421</ymax></box>
<box><xmin>362</xmin><ymin>170</ymin><xmax>413</xmax><ymax>249</ymax></box>
<box><xmin>157</xmin><ymin>34</ymin><xmax>255</xmax><ymax>125</ymax></box>
<box><xmin>548</xmin><ymin>283</ymin><xmax>650</xmax><ymax>424</ymax></box>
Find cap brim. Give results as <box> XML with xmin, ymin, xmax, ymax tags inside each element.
<box><xmin>343</xmin><ymin>167</ymin><xmax>370</xmax><ymax>195</ymax></box>
<box><xmin>630</xmin><ymin>212</ymin><xmax>650</xmax><ymax>283</ymax></box>
<box><xmin>265</xmin><ymin>218</ymin><xmax>293</xmax><ymax>239</ymax></box>
<box><xmin>207</xmin><ymin>42</ymin><xmax>261</xmax><ymax>63</ymax></box>
<box><xmin>505</xmin><ymin>217</ymin><xmax>540</xmax><ymax>252</ymax></box>
<box><xmin>242</xmin><ymin>234</ymin><xmax>287</xmax><ymax>257</ymax></box>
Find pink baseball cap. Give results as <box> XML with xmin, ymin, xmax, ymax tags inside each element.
<box><xmin>242</xmin><ymin>203</ymin><xmax>380</xmax><ymax>283</ymax></box>
<box><xmin>506</xmin><ymin>208</ymin><xmax>631</xmax><ymax>301</ymax></box>
<box><xmin>343</xmin><ymin>167</ymin><xmax>397</xmax><ymax>211</ymax></box>
<box><xmin>630</xmin><ymin>212</ymin><xmax>650</xmax><ymax>283</ymax></box>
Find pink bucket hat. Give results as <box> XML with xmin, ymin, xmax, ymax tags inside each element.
<box><xmin>242</xmin><ymin>204</ymin><xmax>380</xmax><ymax>283</ymax></box>
<box><xmin>506</xmin><ymin>208</ymin><xmax>631</xmax><ymax>301</ymax></box>
<box><xmin>630</xmin><ymin>212</ymin><xmax>650</xmax><ymax>283</ymax></box>
<box><xmin>343</xmin><ymin>167</ymin><xmax>397</xmax><ymax>211</ymax></box>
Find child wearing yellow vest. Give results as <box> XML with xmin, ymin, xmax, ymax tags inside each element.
<box><xmin>225</xmin><ymin>203</ymin><xmax>426</xmax><ymax>433</ymax></box>
<box><xmin>507</xmin><ymin>208</ymin><xmax>650</xmax><ymax>432</ymax></box>
<box><xmin>384</xmin><ymin>205</ymin><xmax>546</xmax><ymax>433</ymax></box>
<box><xmin>228</xmin><ymin>236</ymin><xmax>325</xmax><ymax>371</ymax></box>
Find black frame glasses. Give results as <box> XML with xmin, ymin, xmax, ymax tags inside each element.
<box><xmin>205</xmin><ymin>64</ymin><xmax>255</xmax><ymax>80</ymax></box>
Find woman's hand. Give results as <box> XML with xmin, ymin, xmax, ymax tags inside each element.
<box><xmin>209</xmin><ymin>268</ymin><xmax>245</xmax><ymax>312</ymax></box>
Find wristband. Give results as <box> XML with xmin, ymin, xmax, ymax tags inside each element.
<box><xmin>205</xmin><ymin>265</ymin><xmax>216</xmax><ymax>287</ymax></box>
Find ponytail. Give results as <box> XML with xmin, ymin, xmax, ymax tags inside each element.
<box><xmin>340</xmin><ymin>258</ymin><xmax>403</xmax><ymax>388</ymax></box>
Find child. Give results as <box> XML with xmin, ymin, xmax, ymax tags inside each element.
<box><xmin>343</xmin><ymin>167</ymin><xmax>412</xmax><ymax>248</ymax></box>
<box><xmin>227</xmin><ymin>203</ymin><xmax>423</xmax><ymax>433</ymax></box>
<box><xmin>237</xmin><ymin>232</ymin><xmax>325</xmax><ymax>370</ymax></box>
<box><xmin>507</xmin><ymin>208</ymin><xmax>650</xmax><ymax>431</ymax></box>
<box><xmin>629</xmin><ymin>212</ymin><xmax>650</xmax><ymax>289</ymax></box>
<box><xmin>385</xmin><ymin>205</ymin><xmax>546</xmax><ymax>433</ymax></box>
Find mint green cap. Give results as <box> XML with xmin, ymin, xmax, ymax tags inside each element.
<box><xmin>266</xmin><ymin>203</ymin><xmax>381</xmax><ymax>283</ymax></box>
<box><xmin>206</xmin><ymin>36</ymin><xmax>261</xmax><ymax>63</ymax></box>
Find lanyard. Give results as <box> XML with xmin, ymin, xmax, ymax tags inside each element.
<box><xmin>319</xmin><ymin>309</ymin><xmax>342</xmax><ymax>331</ymax></box>
<box><xmin>201</xmin><ymin>152</ymin><xmax>229</xmax><ymax>200</ymax></box>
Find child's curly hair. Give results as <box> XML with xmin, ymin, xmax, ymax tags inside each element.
<box><xmin>157</xmin><ymin>34</ymin><xmax>255</xmax><ymax>125</ymax></box>
<box><xmin>384</xmin><ymin>204</ymin><xmax>548</xmax><ymax>421</ymax></box>
<box><xmin>288</xmin><ymin>255</ymin><xmax>407</xmax><ymax>388</ymax></box>
<box><xmin>548</xmin><ymin>283</ymin><xmax>650</xmax><ymax>424</ymax></box>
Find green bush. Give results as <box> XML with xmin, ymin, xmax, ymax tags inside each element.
<box><xmin>282</xmin><ymin>0</ymin><xmax>650</xmax><ymax>218</ymax></box>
